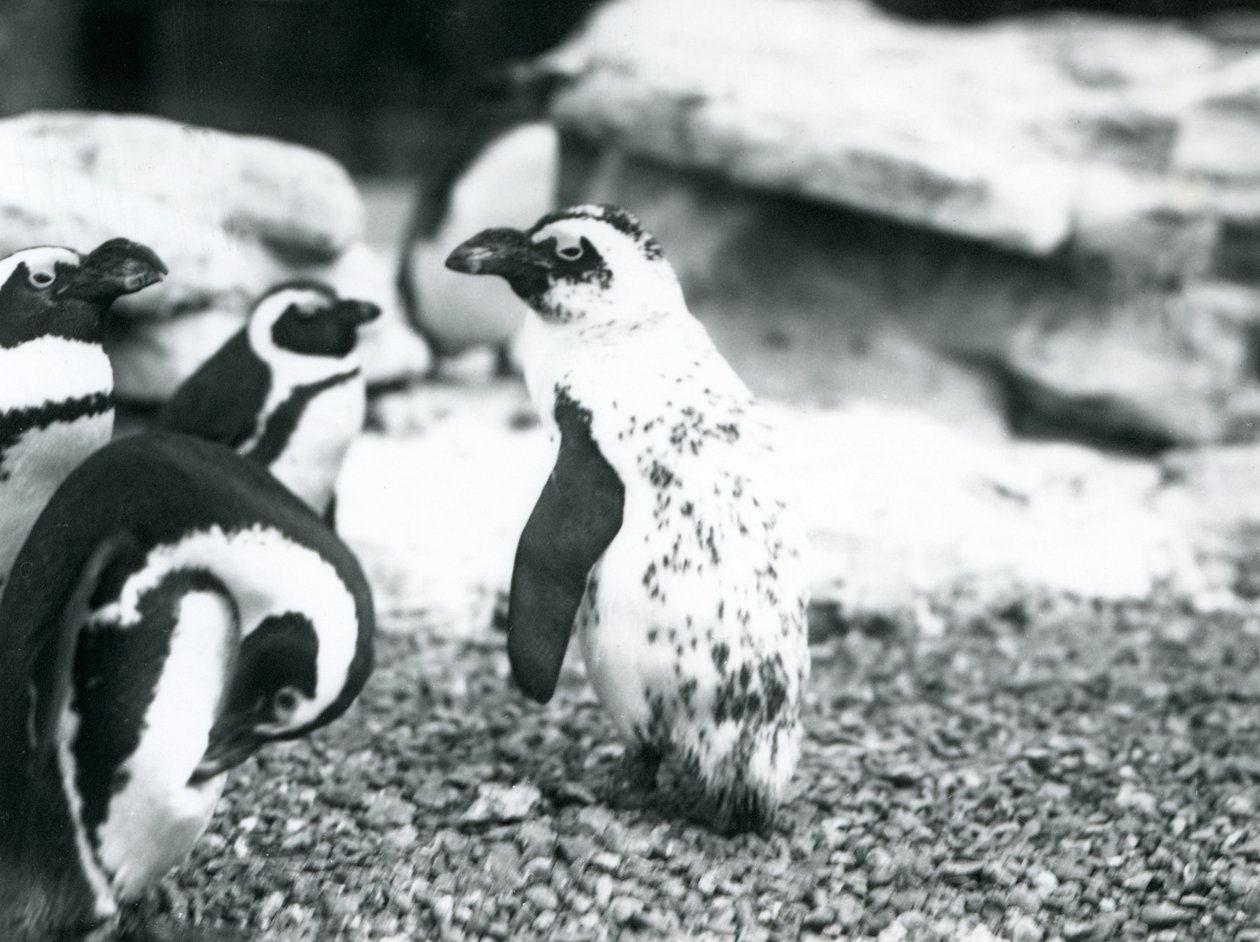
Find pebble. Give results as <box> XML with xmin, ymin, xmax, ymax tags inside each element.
<box><xmin>1061</xmin><ymin>918</ymin><xmax>1097</xmax><ymax>941</ymax></box>
<box><xmin>524</xmin><ymin>885</ymin><xmax>559</xmax><ymax>911</ymax></box>
<box><xmin>364</xmin><ymin>792</ymin><xmax>414</xmax><ymax>828</ymax></box>
<box><xmin>384</xmin><ymin>824</ymin><xmax>420</xmax><ymax>851</ymax></box>
<box><xmin>608</xmin><ymin>896</ymin><xmax>643</xmax><ymax>925</ymax></box>
<box><xmin>460</xmin><ymin>783</ymin><xmax>542</xmax><ymax>824</ymax></box>
<box><xmin>516</xmin><ymin>821</ymin><xmax>558</xmax><ymax>856</ymax></box>
<box><xmin>1115</xmin><ymin>784</ymin><xmax>1158</xmax><ymax>815</ymax></box>
<box><xmin>1009</xmin><ymin>914</ymin><xmax>1043</xmax><ymax>942</ymax></box>
<box><xmin>1140</xmin><ymin>902</ymin><xmax>1192</xmax><ymax>928</ymax></box>
<box><xmin>802</xmin><ymin>906</ymin><xmax>835</xmax><ymax>931</ymax></box>
<box><xmin>594</xmin><ymin>874</ymin><xmax>614</xmax><ymax>907</ymax></box>
<box><xmin>557</xmin><ymin>834</ymin><xmax>598</xmax><ymax>863</ymax></box>
<box><xmin>591</xmin><ymin>851</ymin><xmax>622</xmax><ymax>873</ymax></box>
<box><xmin>523</xmin><ymin>857</ymin><xmax>554</xmax><ymax>883</ymax></box>
<box><xmin>1032</xmin><ymin>871</ymin><xmax>1059</xmax><ymax>895</ymax></box>
<box><xmin>941</xmin><ymin>859</ymin><xmax>985</xmax><ymax>883</ymax></box>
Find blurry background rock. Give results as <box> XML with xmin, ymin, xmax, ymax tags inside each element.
<box><xmin>0</xmin><ymin>0</ymin><xmax>1258</xmax><ymax>627</ymax></box>
<box><xmin>543</xmin><ymin>0</ymin><xmax>1260</xmax><ymax>450</ymax></box>
<box><xmin>0</xmin><ymin>110</ymin><xmax>430</xmax><ymax>401</ymax></box>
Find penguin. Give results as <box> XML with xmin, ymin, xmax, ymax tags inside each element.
<box><xmin>398</xmin><ymin>119</ymin><xmax>558</xmax><ymax>377</ymax></box>
<box><xmin>0</xmin><ymin>429</ymin><xmax>375</xmax><ymax>940</ymax></box>
<box><xmin>0</xmin><ymin>239</ymin><xmax>167</xmax><ymax>588</ymax></box>
<box><xmin>445</xmin><ymin>204</ymin><xmax>810</xmax><ymax>832</ymax></box>
<box><xmin>158</xmin><ymin>281</ymin><xmax>380</xmax><ymax>525</ymax></box>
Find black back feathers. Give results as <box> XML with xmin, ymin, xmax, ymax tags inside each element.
<box><xmin>158</xmin><ymin>331</ymin><xmax>271</xmax><ymax>449</ymax></box>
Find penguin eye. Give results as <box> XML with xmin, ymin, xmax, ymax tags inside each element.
<box><xmin>556</xmin><ymin>243</ymin><xmax>584</xmax><ymax>262</ymax></box>
<box><xmin>28</xmin><ymin>270</ymin><xmax>54</xmax><ymax>289</ymax></box>
<box><xmin>272</xmin><ymin>686</ymin><xmax>301</xmax><ymax>723</ymax></box>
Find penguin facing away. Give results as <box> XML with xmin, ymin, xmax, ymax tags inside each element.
<box><xmin>0</xmin><ymin>240</ymin><xmax>167</xmax><ymax>587</ymax></box>
<box><xmin>0</xmin><ymin>430</ymin><xmax>375</xmax><ymax>940</ymax></box>
<box><xmin>159</xmin><ymin>280</ymin><xmax>380</xmax><ymax>524</ymax></box>
<box><xmin>446</xmin><ymin>204</ymin><xmax>810</xmax><ymax>832</ymax></box>
<box><xmin>399</xmin><ymin>120</ymin><xmax>558</xmax><ymax>376</ymax></box>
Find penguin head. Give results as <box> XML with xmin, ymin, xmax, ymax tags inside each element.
<box><xmin>0</xmin><ymin>239</ymin><xmax>166</xmax><ymax>348</ymax></box>
<box><xmin>190</xmin><ymin>609</ymin><xmax>369</xmax><ymax>784</ymax></box>
<box><xmin>247</xmin><ymin>280</ymin><xmax>381</xmax><ymax>362</ymax></box>
<box><xmin>444</xmin><ymin>204</ymin><xmax>684</xmax><ymax>326</ymax></box>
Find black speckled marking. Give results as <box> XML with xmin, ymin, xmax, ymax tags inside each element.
<box><xmin>759</xmin><ymin>654</ymin><xmax>789</xmax><ymax>722</ymax></box>
<box><xmin>531</xmin><ymin>205</ymin><xmax>664</xmax><ymax>262</ymax></box>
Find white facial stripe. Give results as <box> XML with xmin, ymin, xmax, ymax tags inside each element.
<box><xmin>243</xmin><ymin>289</ymin><xmax>359</xmax><ymax>454</ymax></box>
<box><xmin>0</xmin><ymin>337</ymin><xmax>113</xmax><ymax>410</ymax></box>
<box><xmin>0</xmin><ymin>246</ymin><xmax>80</xmax><ymax>290</ymax></box>
<box><xmin>93</xmin><ymin>590</ymin><xmax>236</xmax><ymax>900</ymax></box>
<box><xmin>54</xmin><ymin>710</ymin><xmax>118</xmax><ymax>922</ymax></box>
<box><xmin>91</xmin><ymin>525</ymin><xmax>360</xmax><ymax>731</ymax></box>
<box><xmin>533</xmin><ymin>223</ymin><xmax>585</xmax><ymax>254</ymax></box>
<box><xmin>248</xmin><ymin>289</ymin><xmax>332</xmax><ymax>335</ymax></box>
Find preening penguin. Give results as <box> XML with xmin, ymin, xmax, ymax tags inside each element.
<box><xmin>446</xmin><ymin>204</ymin><xmax>810</xmax><ymax>832</ymax></box>
<box><xmin>159</xmin><ymin>281</ymin><xmax>380</xmax><ymax>523</ymax></box>
<box><xmin>0</xmin><ymin>240</ymin><xmax>166</xmax><ymax>587</ymax></box>
<box><xmin>0</xmin><ymin>431</ymin><xmax>375</xmax><ymax>940</ymax></box>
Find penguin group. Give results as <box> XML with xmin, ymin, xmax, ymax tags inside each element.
<box><xmin>0</xmin><ymin>246</ymin><xmax>378</xmax><ymax>939</ymax></box>
<box><xmin>0</xmin><ymin>202</ymin><xmax>807</xmax><ymax>934</ymax></box>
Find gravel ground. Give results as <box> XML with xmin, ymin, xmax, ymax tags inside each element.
<box><xmin>130</xmin><ymin>595</ymin><xmax>1260</xmax><ymax>941</ymax></box>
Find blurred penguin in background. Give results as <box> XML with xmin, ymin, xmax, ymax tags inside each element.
<box><xmin>399</xmin><ymin>103</ymin><xmax>559</xmax><ymax>377</ymax></box>
<box><xmin>391</xmin><ymin>0</ymin><xmax>600</xmax><ymax>376</ymax></box>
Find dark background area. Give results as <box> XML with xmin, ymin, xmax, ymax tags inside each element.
<box><xmin>5</xmin><ymin>0</ymin><xmax>1254</xmax><ymax>177</ymax></box>
<box><xmin>3</xmin><ymin>0</ymin><xmax>599</xmax><ymax>175</ymax></box>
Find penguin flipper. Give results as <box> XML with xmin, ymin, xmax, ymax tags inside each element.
<box><xmin>28</xmin><ymin>531</ymin><xmax>139</xmax><ymax>776</ymax></box>
<box><xmin>508</xmin><ymin>391</ymin><xmax>623</xmax><ymax>704</ymax></box>
<box><xmin>158</xmin><ymin>332</ymin><xmax>268</xmax><ymax>449</ymax></box>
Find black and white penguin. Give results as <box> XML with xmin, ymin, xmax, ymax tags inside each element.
<box><xmin>0</xmin><ymin>430</ymin><xmax>375</xmax><ymax>940</ymax></box>
<box><xmin>0</xmin><ymin>240</ymin><xmax>167</xmax><ymax>587</ymax></box>
<box><xmin>159</xmin><ymin>281</ymin><xmax>380</xmax><ymax>524</ymax></box>
<box><xmin>446</xmin><ymin>204</ymin><xmax>810</xmax><ymax>832</ymax></box>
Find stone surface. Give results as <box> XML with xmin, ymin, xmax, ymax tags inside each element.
<box><xmin>1155</xmin><ymin>443</ymin><xmax>1260</xmax><ymax>603</ymax></box>
<box><xmin>0</xmin><ymin>111</ymin><xmax>428</xmax><ymax>397</ymax></box>
<box><xmin>0</xmin><ymin>111</ymin><xmax>363</xmax><ymax>261</ymax></box>
<box><xmin>344</xmin><ymin>382</ymin><xmax>1232</xmax><ymax>634</ymax></box>
<box><xmin>542</xmin><ymin>0</ymin><xmax>1260</xmax><ymax>446</ymax></box>
<box><xmin>558</xmin><ymin>144</ymin><xmax>1259</xmax><ymax>446</ymax></box>
<box><xmin>545</xmin><ymin>0</ymin><xmax>1248</xmax><ymax>258</ymax></box>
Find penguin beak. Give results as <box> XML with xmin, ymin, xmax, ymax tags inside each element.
<box><xmin>59</xmin><ymin>238</ymin><xmax>168</xmax><ymax>303</ymax></box>
<box><xmin>445</xmin><ymin>228</ymin><xmax>549</xmax><ymax>277</ymax></box>
<box><xmin>331</xmin><ymin>298</ymin><xmax>381</xmax><ymax>326</ymax></box>
<box><xmin>189</xmin><ymin>716</ymin><xmax>264</xmax><ymax>785</ymax></box>
<box><xmin>446</xmin><ymin>227</ymin><xmax>552</xmax><ymax>299</ymax></box>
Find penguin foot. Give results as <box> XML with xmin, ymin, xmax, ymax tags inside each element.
<box><xmin>620</xmin><ymin>743</ymin><xmax>662</xmax><ymax>792</ymax></box>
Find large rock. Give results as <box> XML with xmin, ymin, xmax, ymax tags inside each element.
<box><xmin>0</xmin><ymin>111</ymin><xmax>429</xmax><ymax>398</ymax></box>
<box><xmin>541</xmin><ymin>0</ymin><xmax>1260</xmax><ymax>446</ymax></box>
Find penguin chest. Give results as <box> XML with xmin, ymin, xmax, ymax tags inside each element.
<box><xmin>0</xmin><ymin>408</ymin><xmax>112</xmax><ymax>579</ymax></box>
<box><xmin>576</xmin><ymin>539</ymin><xmax>709</xmax><ymax>746</ymax></box>
<box><xmin>263</xmin><ymin>376</ymin><xmax>364</xmax><ymax>514</ymax></box>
